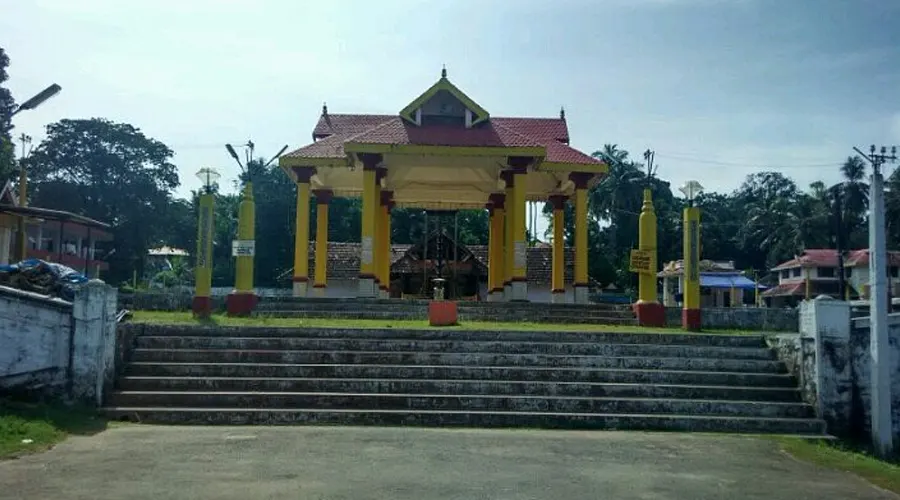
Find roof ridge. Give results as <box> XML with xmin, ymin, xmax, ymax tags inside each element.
<box><xmin>344</xmin><ymin>116</ymin><xmax>402</xmax><ymax>143</ymax></box>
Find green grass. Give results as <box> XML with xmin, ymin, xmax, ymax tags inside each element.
<box><xmin>0</xmin><ymin>398</ymin><xmax>109</xmax><ymax>459</ymax></box>
<box><xmin>775</xmin><ymin>437</ymin><xmax>900</xmax><ymax>493</ymax></box>
<box><xmin>129</xmin><ymin>310</ymin><xmax>758</xmax><ymax>334</ymax></box>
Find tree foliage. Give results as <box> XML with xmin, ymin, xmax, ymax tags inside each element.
<box><xmin>0</xmin><ymin>47</ymin><xmax>16</xmax><ymax>182</ymax></box>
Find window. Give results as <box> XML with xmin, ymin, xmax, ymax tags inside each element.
<box><xmin>792</xmin><ymin>267</ymin><xmax>802</xmax><ymax>277</ymax></box>
<box><xmin>781</xmin><ymin>270</ymin><xmax>790</xmax><ymax>279</ymax></box>
<box><xmin>845</xmin><ymin>267</ymin><xmax>853</xmax><ymax>277</ymax></box>
<box><xmin>818</xmin><ymin>267</ymin><xmax>835</xmax><ymax>278</ymax></box>
<box><xmin>892</xmin><ymin>267</ymin><xmax>899</xmax><ymax>278</ymax></box>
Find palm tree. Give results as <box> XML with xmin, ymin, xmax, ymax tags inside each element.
<box><xmin>835</xmin><ymin>156</ymin><xmax>869</xmax><ymax>247</ymax></box>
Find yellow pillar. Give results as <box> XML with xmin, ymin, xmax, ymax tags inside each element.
<box><xmin>313</xmin><ymin>190</ymin><xmax>332</xmax><ymax>297</ymax></box>
<box><xmin>637</xmin><ymin>188</ymin><xmax>658</xmax><ymax>304</ymax></box>
<box><xmin>358</xmin><ymin>155</ymin><xmax>381</xmax><ymax>297</ymax></box>
<box><xmin>510</xmin><ymin>169</ymin><xmax>528</xmax><ymax>301</ymax></box>
<box><xmin>503</xmin><ymin>175</ymin><xmax>514</xmax><ymax>300</ymax></box>
<box><xmin>550</xmin><ymin>195</ymin><xmax>567</xmax><ymax>303</ymax></box>
<box><xmin>572</xmin><ymin>173</ymin><xmax>590</xmax><ymax>304</ymax></box>
<box><xmin>226</xmin><ymin>182</ymin><xmax>257</xmax><ymax>316</ymax></box>
<box><xmin>373</xmin><ymin>179</ymin><xmax>383</xmax><ymax>294</ymax></box>
<box><xmin>192</xmin><ymin>191</ymin><xmax>214</xmax><ymax>317</ymax></box>
<box><xmin>292</xmin><ymin>169</ymin><xmax>313</xmax><ymax>297</ymax></box>
<box><xmin>487</xmin><ymin>204</ymin><xmax>495</xmax><ymax>297</ymax></box>
<box><xmin>379</xmin><ymin>190</ymin><xmax>392</xmax><ymax>299</ymax></box>
<box><xmin>682</xmin><ymin>205</ymin><xmax>701</xmax><ymax>330</ymax></box>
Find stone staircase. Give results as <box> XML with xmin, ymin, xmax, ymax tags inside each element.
<box><xmin>105</xmin><ymin>324</ymin><xmax>825</xmax><ymax>434</ymax></box>
<box><xmin>254</xmin><ymin>298</ymin><xmax>638</xmax><ymax>325</ymax></box>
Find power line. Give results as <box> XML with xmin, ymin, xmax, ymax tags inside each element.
<box><xmin>654</xmin><ymin>152</ymin><xmax>842</xmax><ymax>169</ymax></box>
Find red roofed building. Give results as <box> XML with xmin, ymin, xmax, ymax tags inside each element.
<box><xmin>278</xmin><ymin>70</ymin><xmax>607</xmax><ymax>303</ymax></box>
<box><xmin>762</xmin><ymin>248</ymin><xmax>900</xmax><ymax>307</ymax></box>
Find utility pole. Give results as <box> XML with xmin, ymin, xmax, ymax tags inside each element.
<box><xmin>854</xmin><ymin>144</ymin><xmax>898</xmax><ymax>457</ymax></box>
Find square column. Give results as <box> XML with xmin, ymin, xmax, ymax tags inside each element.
<box><xmin>509</xmin><ymin>160</ymin><xmax>529</xmax><ymax>302</ymax></box>
<box><xmin>372</xmin><ymin>173</ymin><xmax>383</xmax><ymax>294</ymax></box>
<box><xmin>357</xmin><ymin>154</ymin><xmax>382</xmax><ymax>298</ymax></box>
<box><xmin>313</xmin><ymin>190</ymin><xmax>332</xmax><ymax>297</ymax></box>
<box><xmin>549</xmin><ymin>195</ymin><xmax>567</xmax><ymax>304</ymax></box>
<box><xmin>487</xmin><ymin>194</ymin><xmax>506</xmax><ymax>302</ymax></box>
<box><xmin>379</xmin><ymin>190</ymin><xmax>393</xmax><ymax>299</ymax></box>
<box><xmin>292</xmin><ymin>167</ymin><xmax>314</xmax><ymax>297</ymax></box>
<box><xmin>502</xmin><ymin>173</ymin><xmax>514</xmax><ymax>300</ymax></box>
<box><xmin>571</xmin><ymin>173</ymin><xmax>592</xmax><ymax>304</ymax></box>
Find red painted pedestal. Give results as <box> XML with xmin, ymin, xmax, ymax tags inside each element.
<box><xmin>682</xmin><ymin>308</ymin><xmax>701</xmax><ymax>331</ymax></box>
<box><xmin>192</xmin><ymin>296</ymin><xmax>213</xmax><ymax>319</ymax></box>
<box><xmin>226</xmin><ymin>293</ymin><xmax>258</xmax><ymax>317</ymax></box>
<box><xmin>632</xmin><ymin>301</ymin><xmax>665</xmax><ymax>327</ymax></box>
<box><xmin>428</xmin><ymin>301</ymin><xmax>458</xmax><ymax>326</ymax></box>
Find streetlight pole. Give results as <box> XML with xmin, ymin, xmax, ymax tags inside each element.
<box><xmin>192</xmin><ymin>167</ymin><xmax>220</xmax><ymax>318</ymax></box>
<box><xmin>10</xmin><ymin>83</ymin><xmax>61</xmax><ymax>263</ymax></box>
<box><xmin>854</xmin><ymin>145</ymin><xmax>897</xmax><ymax>457</ymax></box>
<box><xmin>680</xmin><ymin>181</ymin><xmax>704</xmax><ymax>331</ymax></box>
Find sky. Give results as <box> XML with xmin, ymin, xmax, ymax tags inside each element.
<box><xmin>3</xmin><ymin>0</ymin><xmax>900</xmax><ymax>215</ymax></box>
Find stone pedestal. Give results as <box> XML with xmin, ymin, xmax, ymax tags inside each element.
<box><xmin>551</xmin><ymin>292</ymin><xmax>565</xmax><ymax>304</ymax></box>
<box><xmin>682</xmin><ymin>308</ymin><xmax>701</xmax><ymax>331</ymax></box>
<box><xmin>72</xmin><ymin>280</ymin><xmax>118</xmax><ymax>406</ymax></box>
<box><xmin>226</xmin><ymin>292</ymin><xmax>258</xmax><ymax>317</ymax></box>
<box><xmin>191</xmin><ymin>296</ymin><xmax>212</xmax><ymax>318</ymax></box>
<box><xmin>292</xmin><ymin>280</ymin><xmax>308</xmax><ymax>297</ymax></box>
<box><xmin>633</xmin><ymin>301</ymin><xmax>665</xmax><ymax>327</ymax></box>
<box><xmin>510</xmin><ymin>280</ymin><xmax>528</xmax><ymax>302</ymax></box>
<box><xmin>800</xmin><ymin>298</ymin><xmax>852</xmax><ymax>436</ymax></box>
<box><xmin>358</xmin><ymin>277</ymin><xmax>375</xmax><ymax>298</ymax></box>
<box><xmin>312</xmin><ymin>285</ymin><xmax>326</xmax><ymax>298</ymax></box>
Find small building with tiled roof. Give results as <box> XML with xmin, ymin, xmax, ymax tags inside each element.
<box><xmin>762</xmin><ymin>248</ymin><xmax>900</xmax><ymax>307</ymax></box>
<box><xmin>278</xmin><ymin>69</ymin><xmax>605</xmax><ymax>303</ymax></box>
<box><xmin>658</xmin><ymin>259</ymin><xmax>764</xmax><ymax>308</ymax></box>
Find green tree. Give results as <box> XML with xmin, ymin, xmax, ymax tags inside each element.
<box><xmin>837</xmin><ymin>155</ymin><xmax>869</xmax><ymax>248</ymax></box>
<box><xmin>0</xmin><ymin>47</ymin><xmax>16</xmax><ymax>183</ymax></box>
<box><xmin>24</xmin><ymin>118</ymin><xmax>179</xmax><ymax>283</ymax></box>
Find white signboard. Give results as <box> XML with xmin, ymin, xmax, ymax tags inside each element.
<box><xmin>232</xmin><ymin>240</ymin><xmax>256</xmax><ymax>257</ymax></box>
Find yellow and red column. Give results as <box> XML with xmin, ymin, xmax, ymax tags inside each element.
<box><xmin>487</xmin><ymin>193</ymin><xmax>506</xmax><ymax>301</ymax></box>
<box><xmin>501</xmin><ymin>172</ymin><xmax>515</xmax><ymax>300</ymax></box>
<box><xmin>358</xmin><ymin>154</ymin><xmax>382</xmax><ymax>298</ymax></box>
<box><xmin>549</xmin><ymin>194</ymin><xmax>567</xmax><ymax>304</ymax></box>
<box><xmin>379</xmin><ymin>190</ymin><xmax>393</xmax><ymax>299</ymax></box>
<box><xmin>682</xmin><ymin>204</ymin><xmax>701</xmax><ymax>330</ymax></box>
<box><xmin>313</xmin><ymin>189</ymin><xmax>332</xmax><ymax>297</ymax></box>
<box><xmin>226</xmin><ymin>182</ymin><xmax>258</xmax><ymax>316</ymax></box>
<box><xmin>570</xmin><ymin>173</ymin><xmax>592</xmax><ymax>304</ymax></box>
<box><xmin>291</xmin><ymin>167</ymin><xmax>314</xmax><ymax>297</ymax></box>
<box><xmin>633</xmin><ymin>188</ymin><xmax>665</xmax><ymax>326</ymax></box>
<box><xmin>192</xmin><ymin>189</ymin><xmax>215</xmax><ymax>317</ymax></box>
<box><xmin>510</xmin><ymin>165</ymin><xmax>528</xmax><ymax>301</ymax></box>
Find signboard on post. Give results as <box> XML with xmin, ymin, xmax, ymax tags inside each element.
<box><xmin>231</xmin><ymin>240</ymin><xmax>256</xmax><ymax>257</ymax></box>
<box><xmin>630</xmin><ymin>249</ymin><xmax>652</xmax><ymax>274</ymax></box>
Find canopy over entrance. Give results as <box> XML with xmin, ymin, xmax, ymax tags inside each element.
<box><xmin>279</xmin><ymin>70</ymin><xmax>606</xmax><ymax>209</ymax></box>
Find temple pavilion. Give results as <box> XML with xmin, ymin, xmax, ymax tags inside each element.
<box><xmin>278</xmin><ymin>70</ymin><xmax>606</xmax><ymax>303</ymax></box>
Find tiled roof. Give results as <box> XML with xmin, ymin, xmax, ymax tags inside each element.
<box><xmin>772</xmin><ymin>248</ymin><xmax>900</xmax><ymax>271</ymax></box>
<box><xmin>287</xmin><ymin>111</ymin><xmax>601</xmax><ymax>166</ymax></box>
<box><xmin>301</xmin><ymin>241</ymin><xmax>572</xmax><ymax>284</ymax></box>
<box><xmin>761</xmin><ymin>279</ymin><xmax>841</xmax><ymax>298</ymax></box>
<box><xmin>346</xmin><ymin>117</ymin><xmax>544</xmax><ymax>148</ymax></box>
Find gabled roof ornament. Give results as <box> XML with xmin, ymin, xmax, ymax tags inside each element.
<box><xmin>441</xmin><ymin>64</ymin><xmax>447</xmax><ymax>79</ymax></box>
<box><xmin>322</xmin><ymin>102</ymin><xmax>328</xmax><ymax>115</ymax></box>
<box><xmin>560</xmin><ymin>106</ymin><xmax>566</xmax><ymax>120</ymax></box>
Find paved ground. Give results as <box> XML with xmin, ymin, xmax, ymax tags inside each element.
<box><xmin>0</xmin><ymin>426</ymin><xmax>894</xmax><ymax>500</ymax></box>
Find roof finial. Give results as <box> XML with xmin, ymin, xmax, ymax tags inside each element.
<box><xmin>560</xmin><ymin>106</ymin><xmax>566</xmax><ymax>120</ymax></box>
<box><xmin>322</xmin><ymin>102</ymin><xmax>328</xmax><ymax>115</ymax></box>
<box><xmin>441</xmin><ymin>64</ymin><xmax>447</xmax><ymax>79</ymax></box>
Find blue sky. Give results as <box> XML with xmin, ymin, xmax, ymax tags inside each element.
<box><xmin>3</xmin><ymin>0</ymin><xmax>899</xmax><ymax>203</ymax></box>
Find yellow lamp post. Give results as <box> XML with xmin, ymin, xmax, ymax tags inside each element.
<box><xmin>192</xmin><ymin>167</ymin><xmax>219</xmax><ymax>318</ymax></box>
<box><xmin>226</xmin><ymin>181</ymin><xmax>257</xmax><ymax>315</ymax></box>
<box><xmin>680</xmin><ymin>180</ymin><xmax>704</xmax><ymax>331</ymax></box>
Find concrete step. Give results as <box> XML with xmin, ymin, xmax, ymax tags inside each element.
<box><xmin>129</xmin><ymin>325</ymin><xmax>768</xmax><ymax>348</ymax></box>
<box><xmin>125</xmin><ymin>363</ymin><xmax>798</xmax><ymax>387</ymax></box>
<box><xmin>108</xmin><ymin>391</ymin><xmax>814</xmax><ymax>419</ymax></box>
<box><xmin>133</xmin><ymin>336</ymin><xmax>775</xmax><ymax>360</ymax></box>
<box><xmin>253</xmin><ymin>310</ymin><xmax>637</xmax><ymax>324</ymax></box>
<box><xmin>129</xmin><ymin>349</ymin><xmax>786</xmax><ymax>373</ymax></box>
<box><xmin>101</xmin><ymin>407</ymin><xmax>826</xmax><ymax>434</ymax></box>
<box><xmin>118</xmin><ymin>377</ymin><xmax>803</xmax><ymax>401</ymax></box>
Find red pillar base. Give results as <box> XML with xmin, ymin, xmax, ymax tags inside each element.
<box><xmin>226</xmin><ymin>293</ymin><xmax>258</xmax><ymax>317</ymax></box>
<box><xmin>428</xmin><ymin>301</ymin><xmax>458</xmax><ymax>326</ymax></box>
<box><xmin>192</xmin><ymin>296</ymin><xmax>213</xmax><ymax>319</ymax></box>
<box><xmin>682</xmin><ymin>308</ymin><xmax>701</xmax><ymax>331</ymax></box>
<box><xmin>632</xmin><ymin>301</ymin><xmax>665</xmax><ymax>327</ymax></box>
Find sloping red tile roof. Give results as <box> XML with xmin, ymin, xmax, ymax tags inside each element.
<box><xmin>290</xmin><ymin>111</ymin><xmax>600</xmax><ymax>166</ymax></box>
<box><xmin>772</xmin><ymin>248</ymin><xmax>900</xmax><ymax>271</ymax></box>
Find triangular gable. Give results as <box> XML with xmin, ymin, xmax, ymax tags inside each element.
<box><xmin>0</xmin><ymin>180</ymin><xmax>18</xmax><ymax>206</ymax></box>
<box><xmin>405</xmin><ymin>230</ymin><xmax>480</xmax><ymax>264</ymax></box>
<box><xmin>399</xmin><ymin>75</ymin><xmax>490</xmax><ymax>127</ymax></box>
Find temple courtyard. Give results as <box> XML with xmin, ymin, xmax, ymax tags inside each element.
<box><xmin>0</xmin><ymin>426</ymin><xmax>894</xmax><ymax>500</ymax></box>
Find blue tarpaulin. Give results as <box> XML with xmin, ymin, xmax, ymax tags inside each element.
<box><xmin>699</xmin><ymin>273</ymin><xmax>763</xmax><ymax>290</ymax></box>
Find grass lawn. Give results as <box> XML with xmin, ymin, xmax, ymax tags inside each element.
<box><xmin>775</xmin><ymin>437</ymin><xmax>900</xmax><ymax>493</ymax></box>
<box><xmin>0</xmin><ymin>398</ymin><xmax>109</xmax><ymax>459</ymax></box>
<box><xmin>129</xmin><ymin>310</ymin><xmax>758</xmax><ymax>334</ymax></box>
